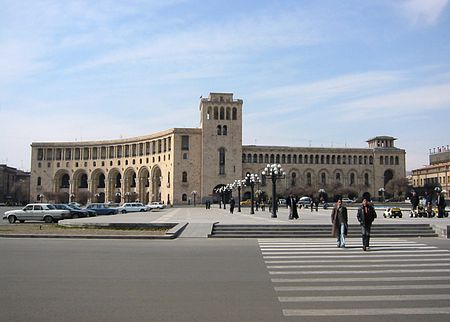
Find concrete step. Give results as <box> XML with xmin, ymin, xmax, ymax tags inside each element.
<box><xmin>209</xmin><ymin>224</ymin><xmax>438</xmax><ymax>238</ymax></box>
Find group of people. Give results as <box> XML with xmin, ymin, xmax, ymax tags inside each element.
<box><xmin>410</xmin><ymin>190</ymin><xmax>447</xmax><ymax>218</ymax></box>
<box><xmin>331</xmin><ymin>195</ymin><xmax>377</xmax><ymax>251</ymax></box>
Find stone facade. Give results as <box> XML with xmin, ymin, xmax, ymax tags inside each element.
<box><xmin>30</xmin><ymin>93</ymin><xmax>406</xmax><ymax>205</ymax></box>
<box><xmin>0</xmin><ymin>164</ymin><xmax>30</xmax><ymax>205</ymax></box>
<box><xmin>412</xmin><ymin>147</ymin><xmax>450</xmax><ymax>193</ymax></box>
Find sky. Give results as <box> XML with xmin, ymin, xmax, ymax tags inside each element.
<box><xmin>1</xmin><ymin>0</ymin><xmax>449</xmax><ymax>172</ymax></box>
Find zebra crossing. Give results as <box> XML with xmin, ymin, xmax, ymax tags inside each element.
<box><xmin>258</xmin><ymin>238</ymin><xmax>450</xmax><ymax>319</ymax></box>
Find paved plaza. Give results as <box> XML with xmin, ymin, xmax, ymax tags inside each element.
<box><xmin>55</xmin><ymin>204</ymin><xmax>450</xmax><ymax>238</ymax></box>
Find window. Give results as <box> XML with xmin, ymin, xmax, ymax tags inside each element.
<box><xmin>350</xmin><ymin>173</ymin><xmax>355</xmax><ymax>186</ymax></box>
<box><xmin>181</xmin><ymin>136</ymin><xmax>189</xmax><ymax>150</ymax></box>
<box><xmin>336</xmin><ymin>173</ymin><xmax>341</xmax><ymax>182</ymax></box>
<box><xmin>65</xmin><ymin>148</ymin><xmax>72</xmax><ymax>160</ymax></box>
<box><xmin>117</xmin><ymin>146</ymin><xmax>122</xmax><ymax>158</ymax></box>
<box><xmin>291</xmin><ymin>172</ymin><xmax>297</xmax><ymax>186</ymax></box>
<box><xmin>321</xmin><ymin>173</ymin><xmax>326</xmax><ymax>185</ymax></box>
<box><xmin>219</xmin><ymin>148</ymin><xmax>225</xmax><ymax>175</ymax></box>
<box><xmin>226</xmin><ymin>107</ymin><xmax>230</xmax><ymax>120</ymax></box>
<box><xmin>364</xmin><ymin>173</ymin><xmax>370</xmax><ymax>186</ymax></box>
<box><xmin>380</xmin><ymin>156</ymin><xmax>384</xmax><ymax>165</ymax></box>
<box><xmin>37</xmin><ymin>177</ymin><xmax>42</xmax><ymax>186</ymax></box>
<box><xmin>395</xmin><ymin>156</ymin><xmax>399</xmax><ymax>165</ymax></box>
<box><xmin>37</xmin><ymin>149</ymin><xmax>44</xmax><ymax>160</ymax></box>
<box><xmin>306</xmin><ymin>173</ymin><xmax>312</xmax><ymax>186</ymax></box>
<box><xmin>220</xmin><ymin>107</ymin><xmax>224</xmax><ymax>120</ymax></box>
<box><xmin>222</xmin><ymin>125</ymin><xmax>227</xmax><ymax>135</ymax></box>
<box><xmin>214</xmin><ymin>107</ymin><xmax>218</xmax><ymax>119</ymax></box>
<box><xmin>217</xmin><ymin>125</ymin><xmax>222</xmax><ymax>135</ymax></box>
<box><xmin>182</xmin><ymin>171</ymin><xmax>187</xmax><ymax>182</ymax></box>
<box><xmin>183</xmin><ymin>153</ymin><xmax>188</xmax><ymax>160</ymax></box>
<box><xmin>232</xmin><ymin>108</ymin><xmax>237</xmax><ymax>120</ymax></box>
<box><xmin>182</xmin><ymin>193</ymin><xmax>187</xmax><ymax>201</ymax></box>
<box><xmin>80</xmin><ymin>174</ymin><xmax>88</xmax><ymax>188</ymax></box>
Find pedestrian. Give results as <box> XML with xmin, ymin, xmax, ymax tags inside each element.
<box><xmin>229</xmin><ymin>198</ymin><xmax>235</xmax><ymax>214</ymax></box>
<box><xmin>425</xmin><ymin>191</ymin><xmax>433</xmax><ymax>217</ymax></box>
<box><xmin>310</xmin><ymin>198</ymin><xmax>314</xmax><ymax>212</ymax></box>
<box><xmin>437</xmin><ymin>191</ymin><xmax>447</xmax><ymax>218</ymax></box>
<box><xmin>315</xmin><ymin>197</ymin><xmax>319</xmax><ymax>212</ymax></box>
<box><xmin>331</xmin><ymin>198</ymin><xmax>348</xmax><ymax>248</ymax></box>
<box><xmin>356</xmin><ymin>195</ymin><xmax>377</xmax><ymax>251</ymax></box>
<box><xmin>287</xmin><ymin>194</ymin><xmax>299</xmax><ymax>220</ymax></box>
<box><xmin>261</xmin><ymin>202</ymin><xmax>265</xmax><ymax>211</ymax></box>
<box><xmin>255</xmin><ymin>201</ymin><xmax>259</xmax><ymax>211</ymax></box>
<box><xmin>410</xmin><ymin>191</ymin><xmax>419</xmax><ymax>217</ymax></box>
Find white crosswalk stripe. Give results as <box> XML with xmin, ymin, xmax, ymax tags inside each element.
<box><xmin>258</xmin><ymin>237</ymin><xmax>450</xmax><ymax>318</ymax></box>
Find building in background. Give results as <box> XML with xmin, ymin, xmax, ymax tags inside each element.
<box><xmin>0</xmin><ymin>164</ymin><xmax>30</xmax><ymax>205</ymax></box>
<box><xmin>412</xmin><ymin>146</ymin><xmax>450</xmax><ymax>194</ymax></box>
<box><xmin>30</xmin><ymin>93</ymin><xmax>406</xmax><ymax>205</ymax></box>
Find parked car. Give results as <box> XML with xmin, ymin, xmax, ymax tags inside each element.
<box><xmin>297</xmin><ymin>196</ymin><xmax>312</xmax><ymax>208</ymax></box>
<box><xmin>240</xmin><ymin>199</ymin><xmax>252</xmax><ymax>206</ymax></box>
<box><xmin>86</xmin><ymin>203</ymin><xmax>118</xmax><ymax>216</ymax></box>
<box><xmin>341</xmin><ymin>198</ymin><xmax>354</xmax><ymax>204</ymax></box>
<box><xmin>148</xmin><ymin>201</ymin><xmax>166</xmax><ymax>210</ymax></box>
<box><xmin>117</xmin><ymin>202</ymin><xmax>149</xmax><ymax>214</ymax></box>
<box><xmin>71</xmin><ymin>205</ymin><xmax>97</xmax><ymax>217</ymax></box>
<box><xmin>2</xmin><ymin>203</ymin><xmax>70</xmax><ymax>223</ymax></box>
<box><xmin>54</xmin><ymin>204</ymin><xmax>96</xmax><ymax>219</ymax></box>
<box><xmin>383</xmin><ymin>207</ymin><xmax>403</xmax><ymax>218</ymax></box>
<box><xmin>278</xmin><ymin>198</ymin><xmax>287</xmax><ymax>206</ymax></box>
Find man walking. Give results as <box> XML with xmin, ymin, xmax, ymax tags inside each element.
<box><xmin>229</xmin><ymin>198</ymin><xmax>235</xmax><ymax>214</ymax></box>
<box><xmin>357</xmin><ymin>195</ymin><xmax>377</xmax><ymax>251</ymax></box>
<box><xmin>331</xmin><ymin>198</ymin><xmax>348</xmax><ymax>248</ymax></box>
<box><xmin>287</xmin><ymin>194</ymin><xmax>299</xmax><ymax>220</ymax></box>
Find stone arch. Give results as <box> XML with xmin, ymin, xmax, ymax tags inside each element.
<box><xmin>384</xmin><ymin>169</ymin><xmax>394</xmax><ymax>187</ymax></box>
<box><xmin>138</xmin><ymin>166</ymin><xmax>150</xmax><ymax>204</ymax></box>
<box><xmin>151</xmin><ymin>166</ymin><xmax>162</xmax><ymax>202</ymax></box>
<box><xmin>54</xmin><ymin>169</ymin><xmax>70</xmax><ymax>191</ymax></box>
<box><xmin>107</xmin><ymin>168</ymin><xmax>122</xmax><ymax>203</ymax></box>
<box><xmin>318</xmin><ymin>169</ymin><xmax>330</xmax><ymax>186</ymax></box>
<box><xmin>347</xmin><ymin>169</ymin><xmax>358</xmax><ymax>186</ymax></box>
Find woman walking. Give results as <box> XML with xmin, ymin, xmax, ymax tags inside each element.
<box><xmin>331</xmin><ymin>198</ymin><xmax>348</xmax><ymax>248</ymax></box>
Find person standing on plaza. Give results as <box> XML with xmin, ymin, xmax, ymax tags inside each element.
<box><xmin>331</xmin><ymin>197</ymin><xmax>348</xmax><ymax>248</ymax></box>
<box><xmin>287</xmin><ymin>194</ymin><xmax>299</xmax><ymax>220</ymax></box>
<box><xmin>410</xmin><ymin>190</ymin><xmax>419</xmax><ymax>217</ymax></box>
<box><xmin>437</xmin><ymin>191</ymin><xmax>447</xmax><ymax>218</ymax></box>
<box><xmin>425</xmin><ymin>191</ymin><xmax>433</xmax><ymax>217</ymax></box>
<box><xmin>357</xmin><ymin>195</ymin><xmax>377</xmax><ymax>251</ymax></box>
<box><xmin>229</xmin><ymin>198</ymin><xmax>235</xmax><ymax>214</ymax></box>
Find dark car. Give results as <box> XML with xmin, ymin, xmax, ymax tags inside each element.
<box><xmin>86</xmin><ymin>203</ymin><xmax>118</xmax><ymax>216</ymax></box>
<box><xmin>71</xmin><ymin>205</ymin><xmax>97</xmax><ymax>217</ymax></box>
<box><xmin>54</xmin><ymin>204</ymin><xmax>93</xmax><ymax>219</ymax></box>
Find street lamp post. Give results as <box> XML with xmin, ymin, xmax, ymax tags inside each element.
<box><xmin>191</xmin><ymin>190</ymin><xmax>198</xmax><ymax>207</ymax></box>
<box><xmin>262</xmin><ymin>164</ymin><xmax>286</xmax><ymax>218</ymax></box>
<box><xmin>245</xmin><ymin>173</ymin><xmax>260</xmax><ymax>215</ymax></box>
<box><xmin>233</xmin><ymin>179</ymin><xmax>244</xmax><ymax>212</ymax></box>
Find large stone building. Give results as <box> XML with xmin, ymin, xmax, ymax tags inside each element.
<box><xmin>411</xmin><ymin>145</ymin><xmax>450</xmax><ymax>193</ymax></box>
<box><xmin>0</xmin><ymin>164</ymin><xmax>30</xmax><ymax>205</ymax></box>
<box><xmin>30</xmin><ymin>93</ymin><xmax>406</xmax><ymax>205</ymax></box>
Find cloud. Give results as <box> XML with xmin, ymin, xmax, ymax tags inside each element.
<box><xmin>400</xmin><ymin>0</ymin><xmax>449</xmax><ymax>26</ymax></box>
<box><xmin>244</xmin><ymin>71</ymin><xmax>405</xmax><ymax>118</ymax></box>
<box><xmin>337</xmin><ymin>83</ymin><xmax>450</xmax><ymax>120</ymax></box>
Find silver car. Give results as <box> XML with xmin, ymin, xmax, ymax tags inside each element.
<box><xmin>3</xmin><ymin>203</ymin><xmax>70</xmax><ymax>223</ymax></box>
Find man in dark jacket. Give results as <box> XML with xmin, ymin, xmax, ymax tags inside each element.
<box><xmin>357</xmin><ymin>196</ymin><xmax>377</xmax><ymax>251</ymax></box>
<box><xmin>437</xmin><ymin>192</ymin><xmax>447</xmax><ymax>218</ymax></box>
<box><xmin>410</xmin><ymin>191</ymin><xmax>420</xmax><ymax>217</ymax></box>
<box><xmin>286</xmin><ymin>194</ymin><xmax>299</xmax><ymax>220</ymax></box>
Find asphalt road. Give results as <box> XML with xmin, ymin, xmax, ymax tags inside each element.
<box><xmin>1</xmin><ymin>237</ymin><xmax>450</xmax><ymax>322</ymax></box>
<box><xmin>0</xmin><ymin>238</ymin><xmax>281</xmax><ymax>322</ymax></box>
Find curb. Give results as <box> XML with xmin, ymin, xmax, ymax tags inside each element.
<box><xmin>0</xmin><ymin>222</ymin><xmax>188</xmax><ymax>240</ymax></box>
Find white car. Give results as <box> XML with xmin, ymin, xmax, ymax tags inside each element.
<box><xmin>148</xmin><ymin>202</ymin><xmax>166</xmax><ymax>210</ymax></box>
<box><xmin>117</xmin><ymin>203</ymin><xmax>150</xmax><ymax>214</ymax></box>
<box><xmin>2</xmin><ymin>203</ymin><xmax>70</xmax><ymax>223</ymax></box>
<box><xmin>341</xmin><ymin>198</ymin><xmax>354</xmax><ymax>204</ymax></box>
